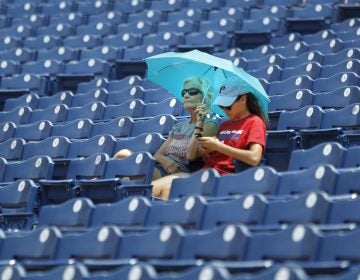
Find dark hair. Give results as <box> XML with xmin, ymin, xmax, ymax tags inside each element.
<box><xmin>246</xmin><ymin>93</ymin><xmax>269</xmax><ymax>125</ymax></box>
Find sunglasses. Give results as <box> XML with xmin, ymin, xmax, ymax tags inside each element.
<box><xmin>181</xmin><ymin>88</ymin><xmax>202</xmax><ymax>97</ymax></box>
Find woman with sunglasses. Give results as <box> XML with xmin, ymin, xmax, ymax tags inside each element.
<box><xmin>198</xmin><ymin>75</ymin><xmax>268</xmax><ymax>174</ymax></box>
<box><xmin>114</xmin><ymin>77</ymin><xmax>219</xmax><ymax>198</ymax></box>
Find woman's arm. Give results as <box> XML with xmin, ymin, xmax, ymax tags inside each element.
<box><xmin>198</xmin><ymin>137</ymin><xmax>264</xmax><ymax>166</ymax></box>
<box><xmin>154</xmin><ymin>134</ymin><xmax>179</xmax><ymax>174</ymax></box>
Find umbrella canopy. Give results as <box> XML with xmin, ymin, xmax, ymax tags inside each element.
<box><xmin>145</xmin><ymin>49</ymin><xmax>269</xmax><ymax>117</ymax></box>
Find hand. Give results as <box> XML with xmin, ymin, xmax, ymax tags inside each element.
<box><xmin>197</xmin><ymin>136</ymin><xmax>221</xmax><ymax>153</ymax></box>
<box><xmin>160</xmin><ymin>157</ymin><xmax>179</xmax><ymax>174</ymax></box>
<box><xmin>195</xmin><ymin>103</ymin><xmax>208</xmax><ymax>126</ymax></box>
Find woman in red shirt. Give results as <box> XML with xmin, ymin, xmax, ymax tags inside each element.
<box><xmin>198</xmin><ymin>75</ymin><xmax>268</xmax><ymax>174</ymax></box>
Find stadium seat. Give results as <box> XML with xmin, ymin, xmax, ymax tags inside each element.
<box><xmin>76</xmin><ymin>21</ymin><xmax>114</xmax><ymax>37</ymax></box>
<box><xmin>39</xmin><ymin>153</ymin><xmax>109</xmax><ymax>205</ymax></box>
<box><xmin>157</xmin><ymin>19</ymin><xmax>197</xmax><ymax>35</ymax></box>
<box><xmin>0</xmin><ymin>226</ymin><xmax>60</xmax><ymax>262</ymax></box>
<box><xmin>302</xmin><ymin>29</ymin><xmax>337</xmax><ymax>45</ymax></box>
<box><xmin>321</xmin><ymin>47</ymin><xmax>360</xmax><ymax>66</ymax></box>
<box><xmin>67</xmin><ymin>134</ymin><xmax>116</xmax><ymax>159</ymax></box>
<box><xmin>36</xmin><ymin>22</ymin><xmax>74</xmax><ymax>38</ymax></box>
<box><xmin>0</xmin><ymin>106</ymin><xmax>32</xmax><ymax>125</ymax></box>
<box><xmin>142</xmin><ymin>98</ymin><xmax>183</xmax><ymax>118</ymax></box>
<box><xmin>277</xmin><ymin>163</ymin><xmax>337</xmax><ymax>196</ymax></box>
<box><xmin>214</xmin><ymin>165</ymin><xmax>279</xmax><ymax>197</ymax></box>
<box><xmin>320</xmin><ymin>59</ymin><xmax>360</xmax><ymax>79</ymax></box>
<box><xmin>327</xmin><ymin>194</ymin><xmax>360</xmax><ymax>225</ymax></box>
<box><xmin>77</xmin><ymin>152</ymin><xmax>155</xmax><ymax>202</ymax></box>
<box><xmin>281</xmin><ymin>62</ymin><xmax>322</xmax><ymax>81</ymax></box>
<box><xmin>38</xmin><ymin>197</ymin><xmax>94</xmax><ymax>230</ymax></box>
<box><xmin>320</xmin><ymin>103</ymin><xmax>360</xmax><ymax>130</ymax></box>
<box><xmin>0</xmin><ymin>179</ymin><xmax>39</xmax><ymax>231</ymax></box>
<box><xmin>130</xmin><ymin>114</ymin><xmax>177</xmax><ymax>137</ymax></box>
<box><xmin>23</xmin><ymin>35</ymin><xmax>62</xmax><ymax>51</ymax></box>
<box><xmin>0</xmin><ymin>122</ymin><xmax>16</xmax><ymax>142</ymax></box>
<box><xmin>76</xmin><ymin>77</ymin><xmax>109</xmax><ymax>94</ymax></box>
<box><xmin>23</xmin><ymin>263</ymin><xmax>89</xmax><ymax>280</ymax></box>
<box><xmin>2</xmin><ymin>155</ymin><xmax>54</xmax><ymax>184</ymax></box>
<box><xmin>246</xmin><ymin>54</ymin><xmax>286</xmax><ymax>72</ymax></box>
<box><xmin>0</xmin><ymin>264</ymin><xmax>25</xmax><ymax>280</ymax></box>
<box><xmin>29</xmin><ymin>104</ymin><xmax>68</xmax><ymax>123</ymax></box>
<box><xmin>50</xmin><ymin>118</ymin><xmax>93</xmax><ymax>140</ymax></box>
<box><xmin>80</xmin><ymin>45</ymin><xmax>121</xmax><ymax>63</ymax></box>
<box><xmin>103</xmin><ymin>99</ymin><xmax>144</xmax><ymax>120</ymax></box>
<box><xmin>309</xmin><ymin>38</ymin><xmax>345</xmax><ymax>55</ymax></box>
<box><xmin>245</xmin><ymin>224</ymin><xmax>321</xmax><ymax>261</ymax></box>
<box><xmin>342</xmin><ymin>146</ymin><xmax>360</xmax><ymax>168</ymax></box>
<box><xmin>105</xmin><ymin>86</ymin><xmax>145</xmax><ymax>105</ymax></box>
<box><xmin>0</xmin><ymin>60</ymin><xmax>21</xmax><ymax>78</ymax></box>
<box><xmin>90</xmin><ymin>116</ymin><xmax>133</xmax><ymax>138</ymax></box>
<box><xmin>0</xmin><ymin>138</ymin><xmax>25</xmax><ymax>161</ymax></box>
<box><xmin>21</xmin><ymin>59</ymin><xmax>64</xmax><ymax>79</ymax></box>
<box><xmin>0</xmin><ymin>36</ymin><xmax>22</xmax><ymax>52</ymax></box>
<box><xmin>113</xmin><ymin>0</ymin><xmax>148</xmax><ymax>14</ymax></box>
<box><xmin>36</xmin><ymin>46</ymin><xmax>80</xmax><ymax>63</ymax></box>
<box><xmin>288</xmin><ymin>142</ymin><xmax>347</xmax><ymax>170</ymax></box>
<box><xmin>121</xmin><ymin>44</ymin><xmax>167</xmax><ymax>60</ymax></box>
<box><xmin>65</xmin><ymin>102</ymin><xmax>105</xmax><ymax>122</ymax></box>
<box><xmin>89</xmin><ymin>196</ymin><xmax>151</xmax><ymax>228</ymax></box>
<box><xmin>142</xmin><ymin>32</ymin><xmax>184</xmax><ymax>50</ymax></box>
<box><xmin>0</xmin><ymin>73</ymin><xmax>49</xmax><ymax>97</ymax></box>
<box><xmin>113</xmin><ymin>132</ymin><xmax>165</xmax><ymax>155</ymax></box>
<box><xmin>21</xmin><ymin>136</ymin><xmax>71</xmax><ymax>161</ymax></box>
<box><xmin>283</xmin><ymin>50</ymin><xmax>324</xmax><ymax>69</ymax></box>
<box><xmin>263</xmin><ymin>191</ymin><xmax>331</xmax><ymax>226</ymax></box>
<box><xmin>201</xmin><ymin>194</ymin><xmax>268</xmax><ymax>230</ymax></box>
<box><xmin>49</xmin><ymin>12</ymin><xmax>87</xmax><ymax>27</ymax></box>
<box><xmin>0</xmin><ymin>24</ymin><xmax>33</xmax><ymax>40</ymax></box>
<box><xmin>70</xmin><ymin>88</ymin><xmax>108</xmax><ymax>108</ymax></box>
<box><xmin>76</xmin><ymin>0</ymin><xmax>111</xmax><ymax>15</ymax></box>
<box><xmin>102</xmin><ymin>33</ymin><xmax>141</xmax><ymax>49</ymax></box>
<box><xmin>144</xmin><ymin>195</ymin><xmax>206</xmax><ymax>230</ymax></box>
<box><xmin>3</xmin><ymin>93</ymin><xmax>40</xmax><ymax>111</ymax></box>
<box><xmin>312</xmin><ymin>86</ymin><xmax>360</xmax><ymax>109</ymax></box>
<box><xmin>269</xmin><ymin>89</ymin><xmax>314</xmax><ymax>113</ymax></box>
<box><xmin>0</xmin><ymin>47</ymin><xmax>36</xmax><ymax>64</ymax></box>
<box><xmin>169</xmin><ymin>168</ymin><xmax>220</xmax><ymax>199</ymax></box>
<box><xmin>14</xmin><ymin>120</ymin><xmax>52</xmax><ymax>142</ymax></box>
<box><xmin>275</xmin><ymin>41</ymin><xmax>310</xmax><ymax>58</ymax></box>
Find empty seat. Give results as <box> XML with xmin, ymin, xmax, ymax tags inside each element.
<box><xmin>0</xmin><ymin>73</ymin><xmax>49</xmax><ymax>96</ymax></box>
<box><xmin>65</xmin><ymin>102</ymin><xmax>105</xmax><ymax>122</ymax></box>
<box><xmin>312</xmin><ymin>86</ymin><xmax>360</xmax><ymax>109</ymax></box>
<box><xmin>23</xmin><ymin>35</ymin><xmax>62</xmax><ymax>51</ymax></box>
<box><xmin>80</xmin><ymin>45</ymin><xmax>121</xmax><ymax>62</ymax></box>
<box><xmin>0</xmin><ymin>106</ymin><xmax>32</xmax><ymax>125</ymax></box>
<box><xmin>283</xmin><ymin>50</ymin><xmax>324</xmax><ymax>69</ymax></box>
<box><xmin>51</xmin><ymin>119</ymin><xmax>93</xmax><ymax>140</ymax></box>
<box><xmin>29</xmin><ymin>104</ymin><xmax>68</xmax><ymax>123</ymax></box>
<box><xmin>3</xmin><ymin>93</ymin><xmax>40</xmax><ymax>111</ymax></box>
<box><xmin>312</xmin><ymin>72</ymin><xmax>360</xmax><ymax>93</ymax></box>
<box><xmin>36</xmin><ymin>46</ymin><xmax>80</xmax><ymax>63</ymax></box>
<box><xmin>0</xmin><ymin>47</ymin><xmax>36</xmax><ymax>64</ymax></box>
<box><xmin>214</xmin><ymin>165</ymin><xmax>279</xmax><ymax>197</ymax></box>
<box><xmin>321</xmin><ymin>47</ymin><xmax>360</xmax><ymax>66</ymax></box>
<box><xmin>14</xmin><ymin>120</ymin><xmax>52</xmax><ymax>142</ymax></box>
<box><xmin>36</xmin><ymin>90</ymin><xmax>73</xmax><ymax>110</ymax></box>
<box><xmin>288</xmin><ymin>142</ymin><xmax>347</xmax><ymax>170</ymax></box>
<box><xmin>0</xmin><ymin>138</ymin><xmax>25</xmax><ymax>161</ymax></box>
<box><xmin>201</xmin><ymin>194</ymin><xmax>268</xmax><ymax>229</ymax></box>
<box><xmin>130</xmin><ymin>114</ymin><xmax>177</xmax><ymax>137</ymax></box>
<box><xmin>76</xmin><ymin>21</ymin><xmax>114</xmax><ymax>37</ymax></box>
<box><xmin>281</xmin><ymin>61</ymin><xmax>322</xmax><ymax>81</ymax></box>
<box><xmin>0</xmin><ymin>122</ymin><xmax>16</xmax><ymax>143</ymax></box>
<box><xmin>22</xmin><ymin>136</ymin><xmax>71</xmax><ymax>160</ymax></box>
<box><xmin>267</xmin><ymin>75</ymin><xmax>314</xmax><ymax>96</ymax></box>
<box><xmin>103</xmin><ymin>99</ymin><xmax>144</xmax><ymax>120</ymax></box>
<box><xmin>169</xmin><ymin>168</ymin><xmax>220</xmax><ymax>199</ymax></box>
<box><xmin>21</xmin><ymin>59</ymin><xmax>64</xmax><ymax>79</ymax></box>
<box><xmin>70</xmin><ymin>88</ymin><xmax>108</xmax><ymax>108</ymax></box>
<box><xmin>320</xmin><ymin>59</ymin><xmax>360</xmax><ymax>79</ymax></box>
<box><xmin>38</xmin><ymin>197</ymin><xmax>94</xmax><ymax>230</ymax></box>
<box><xmin>90</xmin><ymin>116</ymin><xmax>133</xmax><ymax>138</ymax></box>
<box><xmin>36</xmin><ymin>22</ymin><xmax>74</xmax><ymax>38</ymax></box>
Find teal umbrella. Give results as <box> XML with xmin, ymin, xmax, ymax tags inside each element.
<box><xmin>145</xmin><ymin>49</ymin><xmax>269</xmax><ymax>117</ymax></box>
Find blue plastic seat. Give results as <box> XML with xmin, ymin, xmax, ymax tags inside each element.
<box><xmin>312</xmin><ymin>72</ymin><xmax>360</xmax><ymax>93</ymax></box>
<box><xmin>342</xmin><ymin>146</ymin><xmax>360</xmax><ymax>168</ymax></box>
<box><xmin>0</xmin><ymin>60</ymin><xmax>21</xmax><ymax>77</ymax></box>
<box><xmin>312</xmin><ymin>86</ymin><xmax>360</xmax><ymax>109</ymax></box>
<box><xmin>3</xmin><ymin>93</ymin><xmax>40</xmax><ymax>111</ymax></box>
<box><xmin>88</xmin><ymin>11</ymin><xmax>124</xmax><ymax>26</ymax></box>
<box><xmin>0</xmin><ymin>73</ymin><xmax>49</xmax><ymax>96</ymax></box>
<box><xmin>14</xmin><ymin>120</ymin><xmax>51</xmax><ymax>142</ymax></box>
<box><xmin>70</xmin><ymin>88</ymin><xmax>108</xmax><ymax>108</ymax></box>
<box><xmin>103</xmin><ymin>99</ymin><xmax>144</xmax><ymax>120</ymax></box>
<box><xmin>166</xmin><ymin>8</ymin><xmax>203</xmax><ymax>22</ymax></box>
<box><xmin>179</xmin><ymin>30</ymin><xmax>230</xmax><ymax>53</ymax></box>
<box><xmin>36</xmin><ymin>46</ymin><xmax>80</xmax><ymax>63</ymax></box>
<box><xmin>29</xmin><ymin>104</ymin><xmax>68</xmax><ymax>124</ymax></box>
<box><xmin>41</xmin><ymin>1</ymin><xmax>76</xmax><ymax>16</ymax></box>
<box><xmin>288</xmin><ymin>142</ymin><xmax>347</xmax><ymax>171</ymax></box>
<box><xmin>36</xmin><ymin>22</ymin><xmax>74</xmax><ymax>38</ymax></box>
<box><xmin>321</xmin><ymin>47</ymin><xmax>360</xmax><ymax>66</ymax></box>
<box><xmin>0</xmin><ymin>179</ymin><xmax>39</xmax><ymax>231</ymax></box>
<box><xmin>130</xmin><ymin>114</ymin><xmax>177</xmax><ymax>137</ymax></box>
<box><xmin>267</xmin><ymin>75</ymin><xmax>314</xmax><ymax>96</ymax></box>
<box><xmin>248</xmin><ymin>5</ymin><xmax>288</xmax><ymax>21</ymax></box>
<box><xmin>320</xmin><ymin>103</ymin><xmax>360</xmax><ymax>130</ymax></box>
<box><xmin>76</xmin><ymin>0</ymin><xmax>110</xmax><ymax>15</ymax></box>
<box><xmin>277</xmin><ymin>163</ymin><xmax>337</xmax><ymax>196</ymax></box>
<box><xmin>105</xmin><ymin>86</ymin><xmax>145</xmax><ymax>105</ymax></box>
<box><xmin>0</xmin><ymin>106</ymin><xmax>32</xmax><ymax>125</ymax></box>
<box><xmin>198</xmin><ymin>18</ymin><xmax>239</xmax><ymax>33</ymax></box>
<box><xmin>117</xmin><ymin>225</ymin><xmax>183</xmax><ymax>260</ymax></box>
<box><xmin>77</xmin><ymin>152</ymin><xmax>155</xmax><ymax>202</ymax></box>
<box><xmin>121</xmin><ymin>44</ymin><xmax>167</xmax><ymax>60</ymax></box>
<box><xmin>65</xmin><ymin>102</ymin><xmax>105</xmax><ymax>122</ymax></box>
<box><xmin>102</xmin><ymin>33</ymin><xmax>141</xmax><ymax>49</ymax></box>
<box><xmin>263</xmin><ymin>191</ymin><xmax>330</xmax><ymax>226</ymax></box>
<box><xmin>309</xmin><ymin>38</ymin><xmax>345</xmax><ymax>55</ymax></box>
<box><xmin>302</xmin><ymin>29</ymin><xmax>337</xmax><ymax>45</ymax></box>
<box><xmin>187</xmin><ymin>0</ymin><xmax>224</xmax><ymax>10</ymax></box>
<box><xmin>113</xmin><ymin>0</ymin><xmax>148</xmax><ymax>14</ymax></box>
<box><xmin>37</xmin><ymin>90</ymin><xmax>73</xmax><ymax>110</ymax></box>
<box><xmin>142</xmin><ymin>32</ymin><xmax>184</xmax><ymax>50</ymax></box>
<box><xmin>62</xmin><ymin>34</ymin><xmax>103</xmax><ymax>50</ymax></box>
<box><xmin>226</xmin><ymin>0</ymin><xmax>259</xmax><ymax>9</ymax></box>
<box><xmin>23</xmin><ymin>35</ymin><xmax>62</xmax><ymax>51</ymax></box>
<box><xmin>169</xmin><ymin>168</ymin><xmax>220</xmax><ymax>199</ymax></box>
<box><xmin>275</xmin><ymin>41</ymin><xmax>310</xmax><ymax>59</ymax></box>
<box><xmin>0</xmin><ymin>122</ymin><xmax>16</xmax><ymax>143</ymax></box>
<box><xmin>113</xmin><ymin>132</ymin><xmax>165</xmax><ymax>155</ymax></box>
<box><xmin>5</xmin><ymin>2</ymin><xmax>39</xmax><ymax>16</ymax></box>
<box><xmin>331</xmin><ymin>18</ymin><xmax>360</xmax><ymax>33</ymax></box>
<box><xmin>21</xmin><ymin>59</ymin><xmax>64</xmax><ymax>79</ymax></box>
<box><xmin>178</xmin><ymin>224</ymin><xmax>249</xmax><ymax>261</ymax></box>
<box><xmin>248</xmin><ymin>64</ymin><xmax>282</xmax><ymax>83</ymax></box>
<box><xmin>142</xmin><ymin>98</ymin><xmax>183</xmax><ymax>118</ymax></box>
<box><xmin>0</xmin><ymin>226</ymin><xmax>60</xmax><ymax>262</ymax></box>
<box><xmin>76</xmin><ymin>77</ymin><xmax>109</xmax><ymax>94</ymax></box>
<box><xmin>284</xmin><ymin>50</ymin><xmax>324</xmax><ymax>69</ymax></box>
<box><xmin>22</xmin><ymin>264</ymin><xmax>89</xmax><ymax>280</ymax></box>
<box><xmin>79</xmin><ymin>45</ymin><xmax>121</xmax><ymax>62</ymax></box>
<box><xmin>157</xmin><ymin>19</ymin><xmax>197</xmax><ymax>35</ymax></box>
<box><xmin>76</xmin><ymin>21</ymin><xmax>114</xmax><ymax>37</ymax></box>
<box><xmin>0</xmin><ymin>138</ymin><xmax>25</xmax><ymax>161</ymax></box>
<box><xmin>90</xmin><ymin>196</ymin><xmax>151</xmax><ymax>228</ymax></box>
<box><xmin>54</xmin><ymin>225</ymin><xmax>121</xmax><ymax>262</ymax></box>
<box><xmin>145</xmin><ymin>195</ymin><xmax>206</xmax><ymax>230</ymax></box>
<box><xmin>0</xmin><ymin>264</ymin><xmax>25</xmax><ymax>280</ymax></box>
<box><xmin>245</xmin><ymin>224</ymin><xmax>321</xmax><ymax>261</ymax></box>
<box><xmin>0</xmin><ymin>47</ymin><xmax>36</xmax><ymax>64</ymax></box>
<box><xmin>67</xmin><ymin>134</ymin><xmax>116</xmax><ymax>159</ymax></box>
<box><xmin>49</xmin><ymin>12</ymin><xmax>87</xmax><ymax>27</ymax></box>
<box><xmin>214</xmin><ymin>165</ymin><xmax>279</xmax><ymax>197</ymax></box>
<box><xmin>246</xmin><ymin>54</ymin><xmax>286</xmax><ymax>72</ymax></box>
<box><xmin>269</xmin><ymin>89</ymin><xmax>314</xmax><ymax>112</ymax></box>
<box><xmin>270</xmin><ymin>32</ymin><xmax>303</xmax><ymax>47</ymax></box>
<box><xmin>2</xmin><ymin>155</ymin><xmax>54</xmax><ymax>184</ymax></box>
<box><xmin>201</xmin><ymin>194</ymin><xmax>268</xmax><ymax>230</ymax></box>
<box><xmin>116</xmin><ymin>20</ymin><xmax>155</xmax><ymax>36</ymax></box>
<box><xmin>90</xmin><ymin>116</ymin><xmax>133</xmax><ymax>138</ymax></box>
<box><xmin>86</xmin><ymin>263</ymin><xmax>156</xmax><ymax>280</ymax></box>
<box><xmin>327</xmin><ymin>195</ymin><xmax>360</xmax><ymax>224</ymax></box>
<box><xmin>22</xmin><ymin>136</ymin><xmax>71</xmax><ymax>160</ymax></box>
<box><xmin>281</xmin><ymin>62</ymin><xmax>322</xmax><ymax>81</ymax></box>
<box><xmin>38</xmin><ymin>197</ymin><xmax>94</xmax><ymax>230</ymax></box>
<box><xmin>0</xmin><ymin>36</ymin><xmax>22</xmax><ymax>52</ymax></box>
<box><xmin>50</xmin><ymin>118</ymin><xmax>93</xmax><ymax>140</ymax></box>
<box><xmin>39</xmin><ymin>153</ymin><xmax>109</xmax><ymax>205</ymax></box>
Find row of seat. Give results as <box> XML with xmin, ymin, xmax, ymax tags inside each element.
<box><xmin>2</xmin><ymin>222</ymin><xmax>360</xmax><ymax>273</ymax></box>
<box><xmin>0</xmin><ymin>114</ymin><xmax>177</xmax><ymax>143</ymax></box>
<box><xmin>35</xmin><ymin>191</ymin><xmax>360</xmax><ymax>232</ymax></box>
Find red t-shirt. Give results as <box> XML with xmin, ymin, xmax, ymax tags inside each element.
<box><xmin>203</xmin><ymin>114</ymin><xmax>266</xmax><ymax>174</ymax></box>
